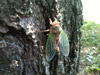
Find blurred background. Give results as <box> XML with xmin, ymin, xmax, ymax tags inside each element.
<box><xmin>79</xmin><ymin>0</ymin><xmax>100</xmax><ymax>75</ymax></box>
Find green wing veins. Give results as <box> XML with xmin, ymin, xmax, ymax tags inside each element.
<box><xmin>59</xmin><ymin>30</ymin><xmax>69</xmax><ymax>56</ymax></box>
<box><xmin>45</xmin><ymin>34</ymin><xmax>56</xmax><ymax>61</ymax></box>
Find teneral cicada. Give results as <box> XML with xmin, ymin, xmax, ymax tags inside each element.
<box><xmin>45</xmin><ymin>19</ymin><xmax>69</xmax><ymax>61</ymax></box>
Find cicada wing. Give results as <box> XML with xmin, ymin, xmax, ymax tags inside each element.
<box><xmin>45</xmin><ymin>34</ymin><xmax>56</xmax><ymax>61</ymax></box>
<box><xmin>59</xmin><ymin>30</ymin><xmax>69</xmax><ymax>56</ymax></box>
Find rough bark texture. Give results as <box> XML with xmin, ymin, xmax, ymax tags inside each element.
<box><xmin>0</xmin><ymin>0</ymin><xmax>83</xmax><ymax>75</ymax></box>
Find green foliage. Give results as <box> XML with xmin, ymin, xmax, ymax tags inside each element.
<box><xmin>81</xmin><ymin>20</ymin><xmax>100</xmax><ymax>73</ymax></box>
<box><xmin>81</xmin><ymin>20</ymin><xmax>100</xmax><ymax>48</ymax></box>
<box><xmin>86</xmin><ymin>57</ymin><xmax>100</xmax><ymax>72</ymax></box>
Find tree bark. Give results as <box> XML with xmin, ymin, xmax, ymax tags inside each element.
<box><xmin>0</xmin><ymin>0</ymin><xmax>83</xmax><ymax>75</ymax></box>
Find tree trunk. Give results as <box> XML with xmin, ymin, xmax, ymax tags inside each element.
<box><xmin>0</xmin><ymin>0</ymin><xmax>83</xmax><ymax>75</ymax></box>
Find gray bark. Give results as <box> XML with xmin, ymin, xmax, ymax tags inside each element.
<box><xmin>0</xmin><ymin>0</ymin><xmax>83</xmax><ymax>75</ymax></box>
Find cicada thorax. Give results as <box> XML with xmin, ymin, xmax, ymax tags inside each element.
<box><xmin>50</xmin><ymin>21</ymin><xmax>62</xmax><ymax>51</ymax></box>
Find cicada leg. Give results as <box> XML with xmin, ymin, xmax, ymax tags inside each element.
<box><xmin>38</xmin><ymin>29</ymin><xmax>50</xmax><ymax>33</ymax></box>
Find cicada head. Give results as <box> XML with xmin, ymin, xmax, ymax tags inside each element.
<box><xmin>50</xmin><ymin>20</ymin><xmax>62</xmax><ymax>40</ymax></box>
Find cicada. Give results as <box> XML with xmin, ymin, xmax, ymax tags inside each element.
<box><xmin>45</xmin><ymin>19</ymin><xmax>69</xmax><ymax>61</ymax></box>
